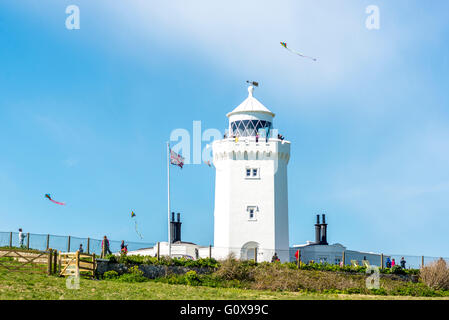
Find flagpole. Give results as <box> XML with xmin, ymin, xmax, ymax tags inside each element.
<box><xmin>167</xmin><ymin>141</ymin><xmax>171</xmax><ymax>257</ymax></box>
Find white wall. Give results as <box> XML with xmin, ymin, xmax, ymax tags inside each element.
<box><xmin>212</xmin><ymin>138</ymin><xmax>290</xmax><ymax>262</ymax></box>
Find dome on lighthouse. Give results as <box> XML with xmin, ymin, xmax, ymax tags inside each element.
<box><xmin>227</xmin><ymin>86</ymin><xmax>275</xmax><ymax>137</ymax></box>
<box><xmin>227</xmin><ymin>86</ymin><xmax>275</xmax><ymax>118</ymax></box>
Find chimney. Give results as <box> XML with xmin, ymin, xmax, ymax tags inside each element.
<box><xmin>175</xmin><ymin>213</ymin><xmax>182</xmax><ymax>242</ymax></box>
<box><xmin>320</xmin><ymin>214</ymin><xmax>328</xmax><ymax>245</ymax></box>
<box><xmin>315</xmin><ymin>214</ymin><xmax>321</xmax><ymax>244</ymax></box>
<box><xmin>170</xmin><ymin>212</ymin><xmax>176</xmax><ymax>243</ymax></box>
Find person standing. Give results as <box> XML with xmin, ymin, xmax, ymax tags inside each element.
<box><xmin>78</xmin><ymin>244</ymin><xmax>84</xmax><ymax>253</ymax></box>
<box><xmin>120</xmin><ymin>240</ymin><xmax>128</xmax><ymax>255</ymax></box>
<box><xmin>18</xmin><ymin>228</ymin><xmax>27</xmax><ymax>248</ymax></box>
<box><xmin>400</xmin><ymin>257</ymin><xmax>406</xmax><ymax>269</ymax></box>
<box><xmin>386</xmin><ymin>257</ymin><xmax>391</xmax><ymax>268</ymax></box>
<box><xmin>101</xmin><ymin>235</ymin><xmax>112</xmax><ymax>257</ymax></box>
<box><xmin>391</xmin><ymin>258</ymin><xmax>396</xmax><ymax>267</ymax></box>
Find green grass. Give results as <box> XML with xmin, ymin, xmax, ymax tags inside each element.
<box><xmin>1</xmin><ymin>268</ymin><xmax>448</xmax><ymax>300</ymax></box>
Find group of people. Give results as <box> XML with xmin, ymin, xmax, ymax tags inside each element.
<box><xmin>78</xmin><ymin>236</ymin><xmax>128</xmax><ymax>257</ymax></box>
<box><xmin>100</xmin><ymin>236</ymin><xmax>128</xmax><ymax>257</ymax></box>
<box><xmin>386</xmin><ymin>257</ymin><xmax>406</xmax><ymax>269</ymax></box>
<box><xmin>223</xmin><ymin>132</ymin><xmax>285</xmax><ymax>144</ymax></box>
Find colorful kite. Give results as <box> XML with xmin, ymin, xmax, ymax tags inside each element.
<box><xmin>131</xmin><ymin>211</ymin><xmax>143</xmax><ymax>239</ymax></box>
<box><xmin>280</xmin><ymin>42</ymin><xmax>317</xmax><ymax>61</ymax></box>
<box><xmin>44</xmin><ymin>194</ymin><xmax>66</xmax><ymax>206</ymax></box>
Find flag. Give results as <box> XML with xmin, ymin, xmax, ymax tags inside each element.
<box><xmin>170</xmin><ymin>149</ymin><xmax>185</xmax><ymax>169</ymax></box>
<box><xmin>295</xmin><ymin>250</ymin><xmax>300</xmax><ymax>260</ymax></box>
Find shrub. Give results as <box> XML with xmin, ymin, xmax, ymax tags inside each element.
<box><xmin>103</xmin><ymin>270</ymin><xmax>119</xmax><ymax>280</ymax></box>
<box><xmin>391</xmin><ymin>265</ymin><xmax>406</xmax><ymax>275</ymax></box>
<box><xmin>250</xmin><ymin>263</ymin><xmax>365</xmax><ymax>292</ymax></box>
<box><xmin>420</xmin><ymin>258</ymin><xmax>449</xmax><ymax>291</ymax></box>
<box><xmin>108</xmin><ymin>254</ymin><xmax>219</xmax><ymax>269</ymax></box>
<box><xmin>118</xmin><ymin>265</ymin><xmax>148</xmax><ymax>283</ymax></box>
<box><xmin>214</xmin><ymin>254</ymin><xmax>255</xmax><ymax>281</ymax></box>
<box><xmin>105</xmin><ymin>254</ymin><xmax>118</xmax><ymax>263</ymax></box>
<box><xmin>185</xmin><ymin>270</ymin><xmax>201</xmax><ymax>286</ymax></box>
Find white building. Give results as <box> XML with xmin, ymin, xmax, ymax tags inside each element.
<box><xmin>211</xmin><ymin>85</ymin><xmax>291</xmax><ymax>262</ymax></box>
<box><xmin>290</xmin><ymin>214</ymin><xmax>388</xmax><ymax>267</ymax></box>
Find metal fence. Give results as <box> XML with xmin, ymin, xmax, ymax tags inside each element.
<box><xmin>2</xmin><ymin>231</ymin><xmax>448</xmax><ymax>268</ymax></box>
<box><xmin>0</xmin><ymin>231</ymin><xmax>155</xmax><ymax>256</ymax></box>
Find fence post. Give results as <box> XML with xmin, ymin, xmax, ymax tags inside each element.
<box><xmin>422</xmin><ymin>256</ymin><xmax>424</xmax><ymax>268</ymax></box>
<box><xmin>87</xmin><ymin>238</ymin><xmax>90</xmax><ymax>254</ymax></box>
<box><xmin>9</xmin><ymin>232</ymin><xmax>12</xmax><ymax>247</ymax></box>
<box><xmin>209</xmin><ymin>245</ymin><xmax>212</xmax><ymax>259</ymax></box>
<box><xmin>157</xmin><ymin>242</ymin><xmax>160</xmax><ymax>261</ymax></box>
<box><xmin>67</xmin><ymin>236</ymin><xmax>71</xmax><ymax>252</ymax></box>
<box><xmin>53</xmin><ymin>250</ymin><xmax>58</xmax><ymax>275</ymax></box>
<box><xmin>26</xmin><ymin>233</ymin><xmax>30</xmax><ymax>250</ymax></box>
<box><xmin>254</xmin><ymin>247</ymin><xmax>257</xmax><ymax>263</ymax></box>
<box><xmin>46</xmin><ymin>234</ymin><xmax>50</xmax><ymax>250</ymax></box>
<box><xmin>76</xmin><ymin>250</ymin><xmax>80</xmax><ymax>276</ymax></box>
<box><xmin>381</xmin><ymin>253</ymin><xmax>384</xmax><ymax>269</ymax></box>
<box><xmin>101</xmin><ymin>240</ymin><xmax>105</xmax><ymax>258</ymax></box>
<box><xmin>58</xmin><ymin>251</ymin><xmax>61</xmax><ymax>273</ymax></box>
<box><xmin>342</xmin><ymin>251</ymin><xmax>345</xmax><ymax>266</ymax></box>
<box><xmin>47</xmin><ymin>249</ymin><xmax>53</xmax><ymax>275</ymax></box>
<box><xmin>92</xmin><ymin>253</ymin><xmax>96</xmax><ymax>278</ymax></box>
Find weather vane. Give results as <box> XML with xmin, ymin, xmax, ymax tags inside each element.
<box><xmin>246</xmin><ymin>80</ymin><xmax>259</xmax><ymax>87</ymax></box>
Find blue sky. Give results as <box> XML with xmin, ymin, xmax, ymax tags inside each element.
<box><xmin>0</xmin><ymin>1</ymin><xmax>448</xmax><ymax>257</ymax></box>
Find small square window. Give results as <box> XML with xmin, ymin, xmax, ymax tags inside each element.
<box><xmin>247</xmin><ymin>206</ymin><xmax>258</xmax><ymax>221</ymax></box>
<box><xmin>245</xmin><ymin>167</ymin><xmax>260</xmax><ymax>179</ymax></box>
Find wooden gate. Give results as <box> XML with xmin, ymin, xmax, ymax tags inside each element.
<box><xmin>59</xmin><ymin>251</ymin><xmax>96</xmax><ymax>278</ymax></box>
<box><xmin>0</xmin><ymin>248</ymin><xmax>57</xmax><ymax>274</ymax></box>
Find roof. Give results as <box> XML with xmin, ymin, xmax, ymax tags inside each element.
<box><xmin>226</xmin><ymin>86</ymin><xmax>275</xmax><ymax>118</ymax></box>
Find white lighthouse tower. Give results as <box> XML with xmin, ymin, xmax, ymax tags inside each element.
<box><xmin>212</xmin><ymin>85</ymin><xmax>291</xmax><ymax>262</ymax></box>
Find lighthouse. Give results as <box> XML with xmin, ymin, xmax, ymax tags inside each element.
<box><xmin>212</xmin><ymin>85</ymin><xmax>291</xmax><ymax>262</ymax></box>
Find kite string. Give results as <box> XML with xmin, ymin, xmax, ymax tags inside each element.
<box><xmin>134</xmin><ymin>221</ymin><xmax>143</xmax><ymax>239</ymax></box>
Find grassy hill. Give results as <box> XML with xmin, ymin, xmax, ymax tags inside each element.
<box><xmin>1</xmin><ymin>268</ymin><xmax>448</xmax><ymax>300</ymax></box>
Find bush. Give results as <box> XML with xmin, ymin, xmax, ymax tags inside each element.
<box><xmin>103</xmin><ymin>270</ymin><xmax>119</xmax><ymax>280</ymax></box>
<box><xmin>185</xmin><ymin>271</ymin><xmax>201</xmax><ymax>286</ymax></box>
<box><xmin>420</xmin><ymin>258</ymin><xmax>449</xmax><ymax>291</ymax></box>
<box><xmin>391</xmin><ymin>265</ymin><xmax>406</xmax><ymax>275</ymax></box>
<box><xmin>250</xmin><ymin>263</ymin><xmax>365</xmax><ymax>292</ymax></box>
<box><xmin>117</xmin><ymin>265</ymin><xmax>148</xmax><ymax>283</ymax></box>
<box><xmin>107</xmin><ymin>254</ymin><xmax>219</xmax><ymax>268</ymax></box>
<box><xmin>214</xmin><ymin>254</ymin><xmax>255</xmax><ymax>281</ymax></box>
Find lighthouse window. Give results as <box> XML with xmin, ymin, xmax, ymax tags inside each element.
<box><xmin>247</xmin><ymin>206</ymin><xmax>257</xmax><ymax>221</ymax></box>
<box><xmin>230</xmin><ymin>120</ymin><xmax>272</xmax><ymax>137</ymax></box>
<box><xmin>245</xmin><ymin>167</ymin><xmax>260</xmax><ymax>179</ymax></box>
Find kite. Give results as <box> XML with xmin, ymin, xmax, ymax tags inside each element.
<box><xmin>44</xmin><ymin>194</ymin><xmax>66</xmax><ymax>206</ymax></box>
<box><xmin>280</xmin><ymin>42</ymin><xmax>317</xmax><ymax>61</ymax></box>
<box><xmin>131</xmin><ymin>211</ymin><xmax>143</xmax><ymax>239</ymax></box>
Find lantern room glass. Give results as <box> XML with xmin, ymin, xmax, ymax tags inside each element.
<box><xmin>230</xmin><ymin>120</ymin><xmax>272</xmax><ymax>137</ymax></box>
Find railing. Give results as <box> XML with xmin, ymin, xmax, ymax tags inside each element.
<box><xmin>0</xmin><ymin>231</ymin><xmax>155</xmax><ymax>256</ymax></box>
<box><xmin>2</xmin><ymin>231</ymin><xmax>447</xmax><ymax>269</ymax></box>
